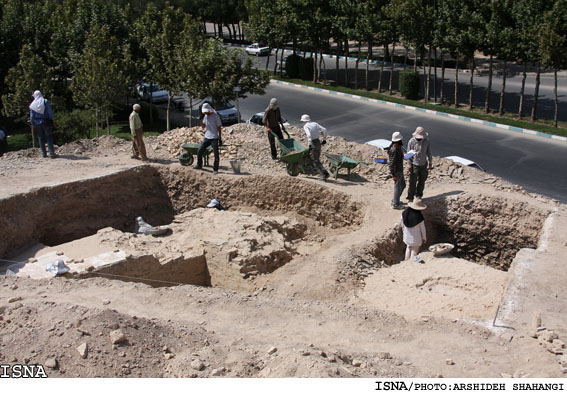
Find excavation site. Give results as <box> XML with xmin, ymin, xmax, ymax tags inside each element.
<box><xmin>1</xmin><ymin>124</ymin><xmax>566</xmax><ymax>378</ymax></box>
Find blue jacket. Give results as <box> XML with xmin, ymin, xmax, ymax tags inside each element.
<box><xmin>30</xmin><ymin>99</ymin><xmax>54</xmax><ymax>126</ymax></box>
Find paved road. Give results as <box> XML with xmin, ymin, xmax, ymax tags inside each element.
<box><xmin>238</xmin><ymin>83</ymin><xmax>567</xmax><ymax>203</ymax></box>
<box><xmin>242</xmin><ymin>48</ymin><xmax>567</xmax><ymax>122</ymax></box>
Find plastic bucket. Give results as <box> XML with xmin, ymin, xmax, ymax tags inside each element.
<box><xmin>230</xmin><ymin>160</ymin><xmax>241</xmax><ymax>174</ymax></box>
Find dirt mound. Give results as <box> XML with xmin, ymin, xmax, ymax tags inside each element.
<box><xmin>0</xmin><ymin>295</ymin><xmax>211</xmax><ymax>377</ymax></box>
<box><xmin>57</xmin><ymin>135</ymin><xmax>129</xmax><ymax>156</ymax></box>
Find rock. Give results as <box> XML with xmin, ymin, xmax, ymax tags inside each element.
<box><xmin>109</xmin><ymin>330</ymin><xmax>127</xmax><ymax>344</ymax></box>
<box><xmin>377</xmin><ymin>352</ymin><xmax>392</xmax><ymax>360</ymax></box>
<box><xmin>8</xmin><ymin>297</ymin><xmax>22</xmax><ymax>303</ymax></box>
<box><xmin>28</xmin><ymin>258</ymin><xmax>37</xmax><ymax>264</ymax></box>
<box><xmin>77</xmin><ymin>343</ymin><xmax>88</xmax><ymax>359</ymax></box>
<box><xmin>102</xmin><ymin>300</ymin><xmax>111</xmax><ymax>305</ymax></box>
<box><xmin>446</xmin><ymin>359</ymin><xmax>455</xmax><ymax>365</ymax></box>
<box><xmin>352</xmin><ymin>359</ymin><xmax>362</xmax><ymax>367</ymax></box>
<box><xmin>191</xmin><ymin>359</ymin><xmax>204</xmax><ymax>371</ymax></box>
<box><xmin>539</xmin><ymin>330</ymin><xmax>558</xmax><ymax>343</ymax></box>
<box><xmin>45</xmin><ymin>358</ymin><xmax>58</xmax><ymax>369</ymax></box>
<box><xmin>211</xmin><ymin>367</ymin><xmax>225</xmax><ymax>376</ymax></box>
<box><xmin>164</xmin><ymin>353</ymin><xmax>174</xmax><ymax>360</ymax></box>
<box><xmin>267</xmin><ymin>346</ymin><xmax>277</xmax><ymax>355</ymax></box>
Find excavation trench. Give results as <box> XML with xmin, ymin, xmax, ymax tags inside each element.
<box><xmin>350</xmin><ymin>193</ymin><xmax>549</xmax><ymax>283</ymax></box>
<box><xmin>0</xmin><ymin>167</ymin><xmax>363</xmax><ymax>289</ymax></box>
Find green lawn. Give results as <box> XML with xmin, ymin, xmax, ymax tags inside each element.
<box><xmin>271</xmin><ymin>75</ymin><xmax>567</xmax><ymax>138</ymax></box>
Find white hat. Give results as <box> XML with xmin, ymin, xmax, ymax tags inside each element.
<box><xmin>32</xmin><ymin>90</ymin><xmax>42</xmax><ymax>98</ymax></box>
<box><xmin>207</xmin><ymin>199</ymin><xmax>220</xmax><ymax>208</ymax></box>
<box><xmin>202</xmin><ymin>103</ymin><xmax>214</xmax><ymax>114</ymax></box>
<box><xmin>270</xmin><ymin>98</ymin><xmax>278</xmax><ymax>106</ymax></box>
<box><xmin>408</xmin><ymin>198</ymin><xmax>427</xmax><ymax>211</ymax></box>
<box><xmin>391</xmin><ymin>131</ymin><xmax>403</xmax><ymax>142</ymax></box>
<box><xmin>413</xmin><ymin>126</ymin><xmax>427</xmax><ymax>138</ymax></box>
<box><xmin>300</xmin><ymin>114</ymin><xmax>311</xmax><ymax>122</ymax></box>
<box><xmin>133</xmin><ymin>103</ymin><xmax>141</xmax><ymax>111</ymax></box>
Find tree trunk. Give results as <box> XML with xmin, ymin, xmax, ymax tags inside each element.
<box><xmin>454</xmin><ymin>53</ymin><xmax>459</xmax><ymax>108</ymax></box>
<box><xmin>149</xmin><ymin>83</ymin><xmax>154</xmax><ymax>126</ymax></box>
<box><xmin>213</xmin><ymin>23</ymin><xmax>216</xmax><ymax>36</ymax></box>
<box><xmin>335</xmin><ymin>40</ymin><xmax>340</xmax><ymax>86</ymax></box>
<box><xmin>355</xmin><ymin>42</ymin><xmax>361</xmax><ymax>89</ymax></box>
<box><xmin>280</xmin><ymin>49</ymin><xmax>285</xmax><ymax>77</ymax></box>
<box><xmin>365</xmin><ymin>40</ymin><xmax>372</xmax><ymax>91</ymax></box>
<box><xmin>189</xmin><ymin>97</ymin><xmax>193</xmax><ymax>127</ymax></box>
<box><xmin>468</xmin><ymin>56</ymin><xmax>475</xmax><ymax>110</ymax></box>
<box><xmin>553</xmin><ymin>69</ymin><xmax>558</xmax><ymax>127</ymax></box>
<box><xmin>404</xmin><ymin>47</ymin><xmax>409</xmax><ymax>69</ymax></box>
<box><xmin>106</xmin><ymin>110</ymin><xmax>110</xmax><ymax>135</ymax></box>
<box><xmin>433</xmin><ymin>47</ymin><xmax>438</xmax><ymax>102</ymax></box>
<box><xmin>320</xmin><ymin>53</ymin><xmax>326</xmax><ymax>84</ymax></box>
<box><xmin>378</xmin><ymin>54</ymin><xmax>384</xmax><ymax>93</ymax></box>
<box><xmin>167</xmin><ymin>93</ymin><xmax>171</xmax><ymax>132</ymax></box>
<box><xmin>426</xmin><ymin>46</ymin><xmax>432</xmax><ymax>103</ymax></box>
<box><xmin>485</xmin><ymin>54</ymin><xmax>493</xmax><ymax>113</ymax></box>
<box><xmin>440</xmin><ymin>53</ymin><xmax>446</xmax><ymax>104</ymax></box>
<box><xmin>389</xmin><ymin>43</ymin><xmax>395</xmax><ymax>95</ymax></box>
<box><xmin>531</xmin><ymin>64</ymin><xmax>541</xmax><ymax>121</ymax></box>
<box><xmin>218</xmin><ymin>23</ymin><xmax>223</xmax><ymax>38</ymax></box>
<box><xmin>95</xmin><ymin>105</ymin><xmax>99</xmax><ymax>137</ymax></box>
<box><xmin>344</xmin><ymin>39</ymin><xmax>349</xmax><ymax>87</ymax></box>
<box><xmin>498</xmin><ymin>60</ymin><xmax>507</xmax><ymax>115</ymax></box>
<box><xmin>273</xmin><ymin>48</ymin><xmax>279</xmax><ymax>74</ymax></box>
<box><xmin>265</xmin><ymin>50</ymin><xmax>271</xmax><ymax>71</ymax></box>
<box><xmin>518</xmin><ymin>62</ymin><xmax>527</xmax><ymax>118</ymax></box>
<box><xmin>238</xmin><ymin>23</ymin><xmax>242</xmax><ymax>40</ymax></box>
<box><xmin>313</xmin><ymin>52</ymin><xmax>318</xmax><ymax>82</ymax></box>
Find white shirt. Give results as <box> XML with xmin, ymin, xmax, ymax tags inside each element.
<box><xmin>401</xmin><ymin>219</ymin><xmax>427</xmax><ymax>247</ymax></box>
<box><xmin>303</xmin><ymin>121</ymin><xmax>327</xmax><ymax>146</ymax></box>
<box><xmin>203</xmin><ymin>112</ymin><xmax>222</xmax><ymax>139</ymax></box>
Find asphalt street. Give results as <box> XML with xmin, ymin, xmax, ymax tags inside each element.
<box><xmin>242</xmin><ymin>49</ymin><xmax>567</xmax><ymax>122</ymax></box>
<box><xmin>238</xmin><ymin>83</ymin><xmax>567</xmax><ymax>203</ymax></box>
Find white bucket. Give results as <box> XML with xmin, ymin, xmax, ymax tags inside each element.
<box><xmin>230</xmin><ymin>160</ymin><xmax>241</xmax><ymax>174</ymax></box>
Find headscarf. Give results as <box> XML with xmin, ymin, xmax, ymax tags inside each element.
<box><xmin>29</xmin><ymin>90</ymin><xmax>45</xmax><ymax>114</ymax></box>
<box><xmin>402</xmin><ymin>207</ymin><xmax>424</xmax><ymax>228</ymax></box>
<box><xmin>265</xmin><ymin>98</ymin><xmax>278</xmax><ymax>112</ymax></box>
<box><xmin>201</xmin><ymin>102</ymin><xmax>215</xmax><ymax>114</ymax></box>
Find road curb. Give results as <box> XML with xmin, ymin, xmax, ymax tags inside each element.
<box><xmin>271</xmin><ymin>79</ymin><xmax>567</xmax><ymax>143</ymax></box>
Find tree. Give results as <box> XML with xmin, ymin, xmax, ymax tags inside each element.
<box><xmin>71</xmin><ymin>25</ymin><xmax>127</xmax><ymax>136</ymax></box>
<box><xmin>195</xmin><ymin>39</ymin><xmax>270</xmax><ymax>105</ymax></box>
<box><xmin>2</xmin><ymin>45</ymin><xmax>54</xmax><ymax>147</ymax></box>
<box><xmin>138</xmin><ymin>6</ymin><xmax>200</xmax><ymax>131</ymax></box>
<box><xmin>539</xmin><ymin>0</ymin><xmax>567</xmax><ymax>127</ymax></box>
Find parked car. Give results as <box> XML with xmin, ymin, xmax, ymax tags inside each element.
<box><xmin>199</xmin><ymin>101</ymin><xmax>239</xmax><ymax>126</ymax></box>
<box><xmin>245</xmin><ymin>43</ymin><xmax>271</xmax><ymax>56</ymax></box>
<box><xmin>444</xmin><ymin>156</ymin><xmax>486</xmax><ymax>172</ymax></box>
<box><xmin>136</xmin><ymin>83</ymin><xmax>169</xmax><ymax>104</ymax></box>
<box><xmin>246</xmin><ymin>112</ymin><xmax>290</xmax><ymax>127</ymax></box>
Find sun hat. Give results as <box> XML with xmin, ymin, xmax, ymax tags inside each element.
<box><xmin>133</xmin><ymin>103</ymin><xmax>141</xmax><ymax>111</ymax></box>
<box><xmin>300</xmin><ymin>114</ymin><xmax>311</xmax><ymax>122</ymax></box>
<box><xmin>391</xmin><ymin>131</ymin><xmax>403</xmax><ymax>142</ymax></box>
<box><xmin>408</xmin><ymin>198</ymin><xmax>427</xmax><ymax>211</ymax></box>
<box><xmin>413</xmin><ymin>126</ymin><xmax>427</xmax><ymax>138</ymax></box>
<box><xmin>207</xmin><ymin>199</ymin><xmax>220</xmax><ymax>208</ymax></box>
<box><xmin>32</xmin><ymin>90</ymin><xmax>42</xmax><ymax>98</ymax></box>
<box><xmin>270</xmin><ymin>98</ymin><xmax>278</xmax><ymax>106</ymax></box>
<box><xmin>201</xmin><ymin>103</ymin><xmax>214</xmax><ymax>114</ymax></box>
